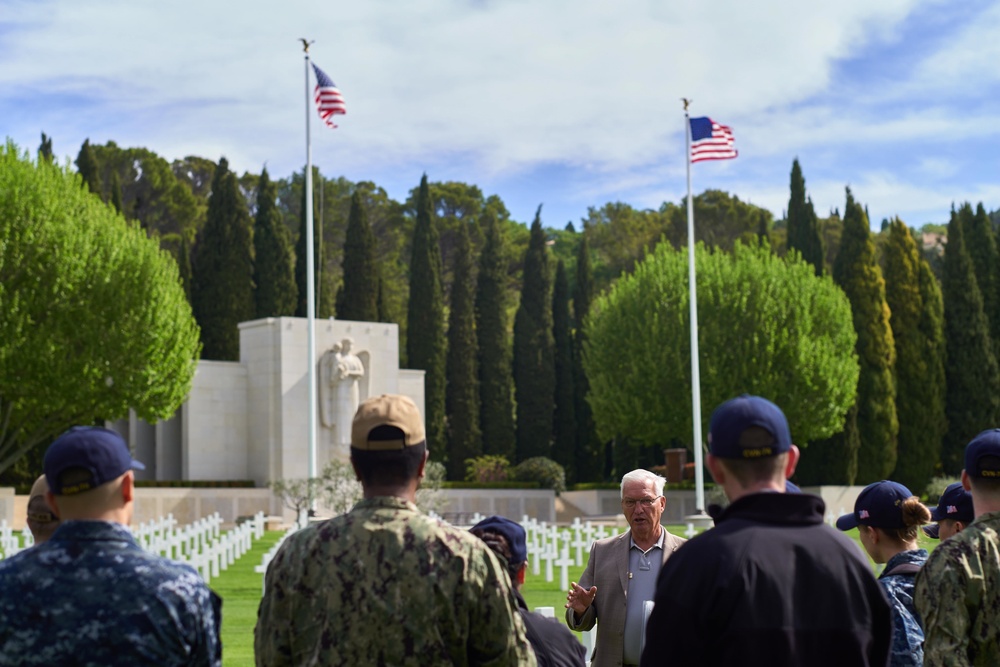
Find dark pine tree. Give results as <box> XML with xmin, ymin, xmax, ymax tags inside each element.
<box><xmin>552</xmin><ymin>259</ymin><xmax>576</xmax><ymax>481</ymax></box>
<box><xmin>942</xmin><ymin>206</ymin><xmax>1000</xmax><ymax>473</ymax></box>
<box><xmin>177</xmin><ymin>234</ymin><xmax>193</xmax><ymax>303</ymax></box>
<box><xmin>786</xmin><ymin>159</ymin><xmax>824</xmax><ymax>275</ymax></box>
<box><xmin>376</xmin><ymin>276</ymin><xmax>390</xmax><ymax>323</ymax></box>
<box><xmin>513</xmin><ymin>207</ymin><xmax>555</xmax><ymax>461</ymax></box>
<box><xmin>884</xmin><ymin>219</ymin><xmax>946</xmax><ymax>492</ymax></box>
<box><xmin>38</xmin><ymin>133</ymin><xmax>53</xmax><ymax>163</ymax></box>
<box><xmin>109</xmin><ymin>170</ymin><xmax>124</xmax><ymax>216</ymax></box>
<box><xmin>475</xmin><ymin>209</ymin><xmax>516</xmax><ymax>460</ymax></box>
<box><xmin>191</xmin><ymin>157</ymin><xmax>255</xmax><ymax>360</ymax></box>
<box><xmin>573</xmin><ymin>233</ymin><xmax>603</xmax><ymax>482</ymax></box>
<box><xmin>407</xmin><ymin>174</ymin><xmax>448</xmax><ymax>456</ymax></box>
<box><xmin>253</xmin><ymin>168</ymin><xmax>298</xmax><ymax>318</ymax></box>
<box><xmin>833</xmin><ymin>189</ymin><xmax>897</xmax><ymax>484</ymax></box>
<box><xmin>445</xmin><ymin>222</ymin><xmax>481</xmax><ymax>479</ymax></box>
<box><xmin>964</xmin><ymin>203</ymin><xmax>1000</xmax><ymax>362</ymax></box>
<box><xmin>338</xmin><ymin>190</ymin><xmax>379</xmax><ymax>321</ymax></box>
<box><xmin>75</xmin><ymin>139</ymin><xmax>102</xmax><ymax>199</ymax></box>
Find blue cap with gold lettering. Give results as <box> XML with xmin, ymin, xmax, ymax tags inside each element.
<box><xmin>965</xmin><ymin>429</ymin><xmax>1000</xmax><ymax>478</ymax></box>
<box><xmin>708</xmin><ymin>394</ymin><xmax>791</xmax><ymax>460</ymax></box>
<box><xmin>44</xmin><ymin>426</ymin><xmax>144</xmax><ymax>495</ymax></box>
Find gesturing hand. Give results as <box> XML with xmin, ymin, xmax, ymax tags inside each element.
<box><xmin>565</xmin><ymin>581</ymin><xmax>598</xmax><ymax>615</ymax></box>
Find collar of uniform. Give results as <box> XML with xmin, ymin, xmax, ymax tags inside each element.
<box><xmin>879</xmin><ymin>548</ymin><xmax>928</xmax><ymax>579</ymax></box>
<box><xmin>48</xmin><ymin>519</ymin><xmax>136</xmax><ymax>544</ymax></box>
<box><xmin>629</xmin><ymin>527</ymin><xmax>665</xmax><ymax>552</ymax></box>
<box><xmin>970</xmin><ymin>509</ymin><xmax>1000</xmax><ymax>527</ymax></box>
<box><xmin>352</xmin><ymin>496</ymin><xmax>419</xmax><ymax>512</ymax></box>
<box><xmin>715</xmin><ymin>491</ymin><xmax>825</xmax><ymax>526</ymax></box>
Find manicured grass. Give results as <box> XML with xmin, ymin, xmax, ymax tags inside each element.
<box><xmin>213</xmin><ymin>521</ymin><xmax>941</xmax><ymax>662</ymax></box>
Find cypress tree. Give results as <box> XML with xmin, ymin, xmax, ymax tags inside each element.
<box><xmin>552</xmin><ymin>259</ymin><xmax>576</xmax><ymax>480</ymax></box>
<box><xmin>75</xmin><ymin>139</ymin><xmax>102</xmax><ymax>198</ymax></box>
<box><xmin>109</xmin><ymin>170</ymin><xmax>124</xmax><ymax>215</ymax></box>
<box><xmin>177</xmin><ymin>234</ymin><xmax>193</xmax><ymax>303</ymax></box>
<box><xmin>786</xmin><ymin>159</ymin><xmax>824</xmax><ymax>275</ymax></box>
<box><xmin>832</xmin><ymin>188</ymin><xmax>897</xmax><ymax>484</ymax></box>
<box><xmin>376</xmin><ymin>276</ymin><xmax>390</xmax><ymax>323</ymax></box>
<box><xmin>445</xmin><ymin>222</ymin><xmax>481</xmax><ymax>479</ymax></box>
<box><xmin>884</xmin><ymin>219</ymin><xmax>946</xmax><ymax>491</ymax></box>
<box><xmin>191</xmin><ymin>157</ymin><xmax>255</xmax><ymax>360</ymax></box>
<box><xmin>573</xmin><ymin>234</ymin><xmax>603</xmax><ymax>482</ymax></box>
<box><xmin>942</xmin><ymin>207</ymin><xmax>1000</xmax><ymax>472</ymax></box>
<box><xmin>513</xmin><ymin>208</ymin><xmax>555</xmax><ymax>461</ymax></box>
<box><xmin>338</xmin><ymin>190</ymin><xmax>379</xmax><ymax>321</ymax></box>
<box><xmin>253</xmin><ymin>168</ymin><xmax>297</xmax><ymax>318</ymax></box>
<box><xmin>965</xmin><ymin>203</ymin><xmax>1000</xmax><ymax>360</ymax></box>
<box><xmin>38</xmin><ymin>132</ymin><xmax>53</xmax><ymax>163</ymax></box>
<box><xmin>407</xmin><ymin>174</ymin><xmax>447</xmax><ymax>456</ymax></box>
<box><xmin>475</xmin><ymin>210</ymin><xmax>516</xmax><ymax>460</ymax></box>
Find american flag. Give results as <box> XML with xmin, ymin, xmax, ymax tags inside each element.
<box><xmin>689</xmin><ymin>117</ymin><xmax>737</xmax><ymax>163</ymax></box>
<box><xmin>312</xmin><ymin>63</ymin><xmax>346</xmax><ymax>129</ymax></box>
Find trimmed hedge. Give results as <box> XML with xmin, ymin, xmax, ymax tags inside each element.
<box><xmin>135</xmin><ymin>480</ymin><xmax>257</xmax><ymax>489</ymax></box>
<box><xmin>441</xmin><ymin>481</ymin><xmax>542</xmax><ymax>490</ymax></box>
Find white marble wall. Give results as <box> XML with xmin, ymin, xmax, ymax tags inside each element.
<box><xmin>183</xmin><ymin>360</ymin><xmax>249</xmax><ymax>480</ymax></box>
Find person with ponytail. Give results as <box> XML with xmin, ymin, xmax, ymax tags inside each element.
<box><xmin>837</xmin><ymin>480</ymin><xmax>930</xmax><ymax>667</ymax></box>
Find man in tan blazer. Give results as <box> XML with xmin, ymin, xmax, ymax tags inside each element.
<box><xmin>565</xmin><ymin>469</ymin><xmax>686</xmax><ymax>667</ymax></box>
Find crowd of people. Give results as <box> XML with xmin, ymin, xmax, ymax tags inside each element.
<box><xmin>0</xmin><ymin>393</ymin><xmax>998</xmax><ymax>667</ymax></box>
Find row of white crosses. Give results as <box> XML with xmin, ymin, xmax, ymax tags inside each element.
<box><xmin>135</xmin><ymin>511</ymin><xmax>266</xmax><ymax>584</ymax></box>
<box><xmin>0</xmin><ymin>521</ymin><xmax>33</xmax><ymax>559</ymax></box>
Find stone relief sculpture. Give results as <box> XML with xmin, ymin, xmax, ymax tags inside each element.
<box><xmin>320</xmin><ymin>337</ymin><xmax>370</xmax><ymax>455</ymax></box>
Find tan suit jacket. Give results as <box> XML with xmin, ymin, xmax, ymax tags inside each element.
<box><xmin>565</xmin><ymin>528</ymin><xmax>686</xmax><ymax>667</ymax></box>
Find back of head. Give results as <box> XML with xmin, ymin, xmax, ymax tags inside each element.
<box><xmin>708</xmin><ymin>395</ymin><xmax>792</xmax><ymax>488</ymax></box>
<box><xmin>350</xmin><ymin>395</ymin><xmax>427</xmax><ymax>488</ymax></box>
<box><xmin>26</xmin><ymin>474</ymin><xmax>60</xmax><ymax>543</ymax></box>
<box><xmin>965</xmin><ymin>429</ymin><xmax>1000</xmax><ymax>494</ymax></box>
<box><xmin>470</xmin><ymin>515</ymin><xmax>527</xmax><ymax>582</ymax></box>
<box><xmin>43</xmin><ymin>426</ymin><xmax>144</xmax><ymax>520</ymax></box>
<box><xmin>836</xmin><ymin>480</ymin><xmax>930</xmax><ymax>543</ymax></box>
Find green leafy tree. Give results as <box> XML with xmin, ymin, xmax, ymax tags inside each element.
<box><xmin>75</xmin><ymin>139</ymin><xmax>102</xmax><ymax>199</ymax></box>
<box><xmin>514</xmin><ymin>208</ymin><xmax>555</xmax><ymax>461</ymax></box>
<box><xmin>253</xmin><ymin>168</ymin><xmax>297</xmax><ymax>318</ymax></box>
<box><xmin>964</xmin><ymin>203</ymin><xmax>1000</xmax><ymax>360</ymax></box>
<box><xmin>552</xmin><ymin>260</ymin><xmax>577</xmax><ymax>480</ymax></box>
<box><xmin>191</xmin><ymin>158</ymin><xmax>255</xmax><ymax>360</ymax></box>
<box><xmin>942</xmin><ymin>207</ymin><xmax>1000</xmax><ymax>472</ymax></box>
<box><xmin>338</xmin><ymin>190</ymin><xmax>379</xmax><ymax>321</ymax></box>
<box><xmin>786</xmin><ymin>159</ymin><xmax>824</xmax><ymax>275</ymax></box>
<box><xmin>573</xmin><ymin>234</ymin><xmax>604</xmax><ymax>482</ymax></box>
<box><xmin>407</xmin><ymin>175</ymin><xmax>447</xmax><ymax>455</ymax></box>
<box><xmin>584</xmin><ymin>239</ymin><xmax>858</xmax><ymax>455</ymax></box>
<box><xmin>883</xmin><ymin>219</ymin><xmax>946</xmax><ymax>491</ymax></box>
<box><xmin>445</xmin><ymin>222</ymin><xmax>481</xmax><ymax>479</ymax></box>
<box><xmin>0</xmin><ymin>141</ymin><xmax>200</xmax><ymax>476</ymax></box>
<box><xmin>830</xmin><ymin>189</ymin><xmax>897</xmax><ymax>484</ymax></box>
<box><xmin>475</xmin><ymin>209</ymin><xmax>516</xmax><ymax>460</ymax></box>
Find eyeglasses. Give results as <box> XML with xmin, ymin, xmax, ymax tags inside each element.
<box><xmin>621</xmin><ymin>496</ymin><xmax>661</xmax><ymax>509</ymax></box>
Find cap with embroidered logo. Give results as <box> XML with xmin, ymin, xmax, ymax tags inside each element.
<box><xmin>708</xmin><ymin>395</ymin><xmax>792</xmax><ymax>460</ymax></box>
<box><xmin>965</xmin><ymin>429</ymin><xmax>1000</xmax><ymax>478</ymax></box>
<box><xmin>43</xmin><ymin>426</ymin><xmax>145</xmax><ymax>496</ymax></box>
<box><xmin>836</xmin><ymin>480</ymin><xmax>914</xmax><ymax>531</ymax></box>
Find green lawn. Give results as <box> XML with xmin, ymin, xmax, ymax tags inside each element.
<box><xmin>213</xmin><ymin>522</ymin><xmax>941</xmax><ymax>664</ymax></box>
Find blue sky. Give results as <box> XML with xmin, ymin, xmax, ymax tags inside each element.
<box><xmin>3</xmin><ymin>0</ymin><xmax>998</xmax><ymax>229</ymax></box>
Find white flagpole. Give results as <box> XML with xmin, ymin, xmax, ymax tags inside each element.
<box><xmin>683</xmin><ymin>100</ymin><xmax>706</xmax><ymax>514</ymax></box>
<box><xmin>303</xmin><ymin>41</ymin><xmax>318</xmax><ymax>496</ymax></box>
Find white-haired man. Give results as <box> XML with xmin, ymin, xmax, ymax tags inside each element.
<box><xmin>565</xmin><ymin>469</ymin><xmax>686</xmax><ymax>667</ymax></box>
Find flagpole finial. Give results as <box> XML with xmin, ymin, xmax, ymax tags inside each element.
<box><xmin>682</xmin><ymin>98</ymin><xmax>692</xmax><ymax>112</ymax></box>
<box><xmin>300</xmin><ymin>38</ymin><xmax>314</xmax><ymax>54</ymax></box>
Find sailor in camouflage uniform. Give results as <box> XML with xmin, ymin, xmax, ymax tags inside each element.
<box><xmin>837</xmin><ymin>480</ymin><xmax>931</xmax><ymax>667</ymax></box>
<box><xmin>254</xmin><ymin>394</ymin><xmax>536</xmax><ymax>667</ymax></box>
<box><xmin>0</xmin><ymin>426</ymin><xmax>222</xmax><ymax>667</ymax></box>
<box><xmin>916</xmin><ymin>428</ymin><xmax>1000</xmax><ymax>667</ymax></box>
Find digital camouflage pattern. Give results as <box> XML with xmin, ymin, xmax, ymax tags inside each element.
<box><xmin>916</xmin><ymin>511</ymin><xmax>1000</xmax><ymax>667</ymax></box>
<box><xmin>0</xmin><ymin>520</ymin><xmax>221</xmax><ymax>666</ymax></box>
<box><xmin>255</xmin><ymin>496</ymin><xmax>536</xmax><ymax>667</ymax></box>
<box><xmin>878</xmin><ymin>548</ymin><xmax>927</xmax><ymax>667</ymax></box>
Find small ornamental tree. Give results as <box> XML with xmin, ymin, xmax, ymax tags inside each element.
<box><xmin>584</xmin><ymin>239</ymin><xmax>858</xmax><ymax>452</ymax></box>
<box><xmin>0</xmin><ymin>141</ymin><xmax>201</xmax><ymax>475</ymax></box>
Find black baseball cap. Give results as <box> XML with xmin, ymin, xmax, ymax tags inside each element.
<box><xmin>708</xmin><ymin>395</ymin><xmax>792</xmax><ymax>460</ymax></box>
<box><xmin>471</xmin><ymin>516</ymin><xmax>527</xmax><ymax>565</ymax></box>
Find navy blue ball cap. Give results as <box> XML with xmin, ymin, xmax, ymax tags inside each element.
<box><xmin>44</xmin><ymin>426</ymin><xmax>144</xmax><ymax>496</ymax></box>
<box><xmin>922</xmin><ymin>523</ymin><xmax>940</xmax><ymax>539</ymax></box>
<box><xmin>929</xmin><ymin>481</ymin><xmax>974</xmax><ymax>522</ymax></box>
<box><xmin>708</xmin><ymin>395</ymin><xmax>791</xmax><ymax>460</ymax></box>
<box><xmin>965</xmin><ymin>429</ymin><xmax>1000</xmax><ymax>478</ymax></box>
<box><xmin>836</xmin><ymin>480</ymin><xmax>914</xmax><ymax>531</ymax></box>
<box><xmin>470</xmin><ymin>515</ymin><xmax>527</xmax><ymax>565</ymax></box>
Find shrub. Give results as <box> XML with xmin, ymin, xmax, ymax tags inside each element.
<box><xmin>512</xmin><ymin>457</ymin><xmax>566</xmax><ymax>493</ymax></box>
<box><xmin>465</xmin><ymin>455</ymin><xmax>511</xmax><ymax>483</ymax></box>
<box><xmin>924</xmin><ymin>475</ymin><xmax>960</xmax><ymax>503</ymax></box>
